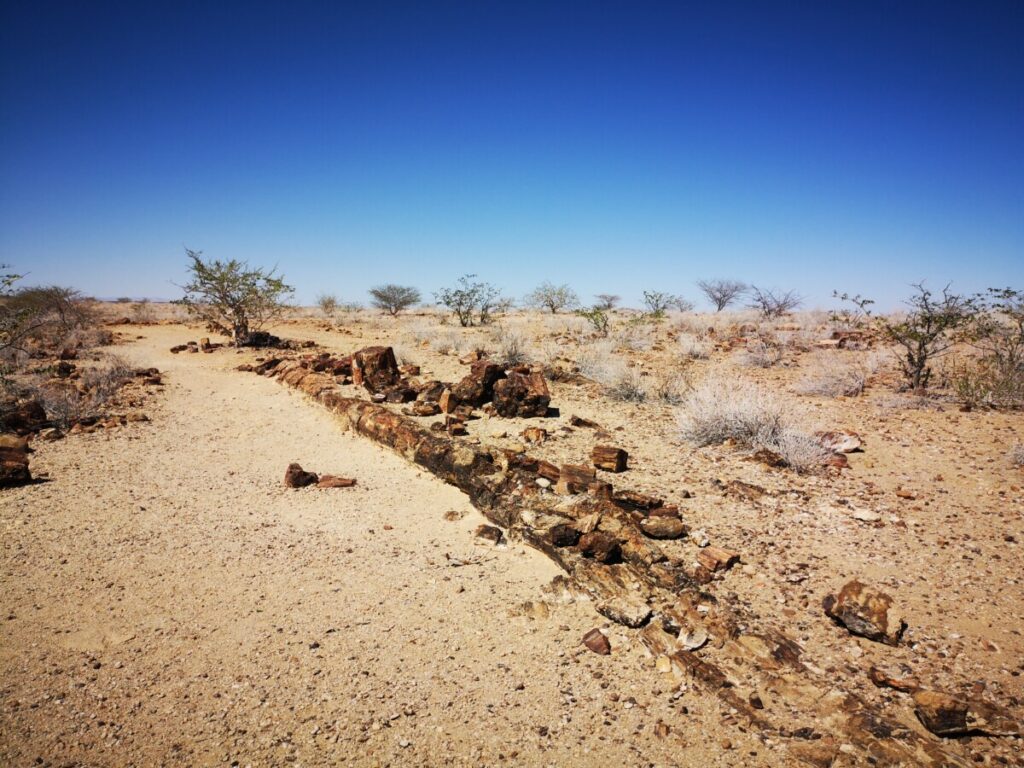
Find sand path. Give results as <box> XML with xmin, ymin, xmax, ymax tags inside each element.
<box><xmin>1</xmin><ymin>327</ymin><xmax>760</xmax><ymax>767</ymax></box>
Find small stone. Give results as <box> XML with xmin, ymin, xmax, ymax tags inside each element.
<box><xmin>474</xmin><ymin>524</ymin><xmax>504</xmax><ymax>545</ymax></box>
<box><xmin>823</xmin><ymin>580</ymin><xmax>906</xmax><ymax>645</ymax></box>
<box><xmin>284</xmin><ymin>463</ymin><xmax>318</xmax><ymax>488</ymax></box>
<box><xmin>582</xmin><ymin>628</ymin><xmax>611</xmax><ymax>655</ymax></box>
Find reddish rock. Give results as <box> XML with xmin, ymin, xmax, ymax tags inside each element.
<box><xmin>0</xmin><ymin>400</ymin><xmax>47</xmax><ymax>435</ymax></box>
<box><xmin>492</xmin><ymin>371</ymin><xmax>550</xmax><ymax>417</ymax></box>
<box><xmin>823</xmin><ymin>580</ymin><xmax>905</xmax><ymax>645</ymax></box>
<box><xmin>284</xmin><ymin>463</ymin><xmax>319</xmax><ymax>488</ymax></box>
<box><xmin>697</xmin><ymin>546</ymin><xmax>739</xmax><ymax>573</ymax></box>
<box><xmin>578</xmin><ymin>531</ymin><xmax>620</xmax><ymax>563</ymax></box>
<box><xmin>582</xmin><ymin>628</ymin><xmax>611</xmax><ymax>655</ymax></box>
<box><xmin>556</xmin><ymin>463</ymin><xmax>596</xmax><ymax>495</ymax></box>
<box><xmin>352</xmin><ymin>346</ymin><xmax>400</xmax><ymax>393</ymax></box>
<box><xmin>569</xmin><ymin>414</ymin><xmax>601</xmax><ymax>428</ymax></box>
<box><xmin>521</xmin><ymin>427</ymin><xmax>547</xmax><ymax>444</ymax></box>
<box><xmin>451</xmin><ymin>360</ymin><xmax>506</xmax><ymax>408</ymax></box>
<box><xmin>818</xmin><ymin>430</ymin><xmax>863</xmax><ymax>453</ymax></box>
<box><xmin>410</xmin><ymin>401</ymin><xmax>441</xmax><ymax>417</ymax></box>
<box><xmin>591</xmin><ymin>445</ymin><xmax>628</xmax><ymax>472</ymax></box>
<box><xmin>0</xmin><ymin>433</ymin><xmax>31</xmax><ymax>488</ymax></box>
<box><xmin>317</xmin><ymin>475</ymin><xmax>356</xmax><ymax>488</ymax></box>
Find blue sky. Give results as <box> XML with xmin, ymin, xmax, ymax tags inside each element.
<box><xmin>2</xmin><ymin>1</ymin><xmax>1022</xmax><ymax>310</ymax></box>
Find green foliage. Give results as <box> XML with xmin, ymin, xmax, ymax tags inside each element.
<box><xmin>575</xmin><ymin>306</ymin><xmax>610</xmax><ymax>337</ymax></box>
<box><xmin>830</xmin><ymin>292</ymin><xmax>875</xmax><ymax>329</ymax></box>
<box><xmin>369</xmin><ymin>284</ymin><xmax>421</xmax><ymax>316</ymax></box>
<box><xmin>434</xmin><ymin>274</ymin><xmax>501</xmax><ymax>327</ymax></box>
<box><xmin>642</xmin><ymin>290</ymin><xmax>691</xmax><ymax>317</ymax></box>
<box><xmin>178</xmin><ymin>248</ymin><xmax>293</xmax><ymax>343</ymax></box>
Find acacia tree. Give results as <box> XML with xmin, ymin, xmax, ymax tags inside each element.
<box><xmin>837</xmin><ymin>283</ymin><xmax>977</xmax><ymax>391</ymax></box>
<box><xmin>369</xmin><ymin>284</ymin><xmax>420</xmax><ymax>316</ymax></box>
<box><xmin>594</xmin><ymin>294</ymin><xmax>620</xmax><ymax>310</ymax></box>
<box><xmin>748</xmin><ymin>286</ymin><xmax>803</xmax><ymax>318</ymax></box>
<box><xmin>642</xmin><ymin>290</ymin><xmax>691</xmax><ymax>316</ymax></box>
<box><xmin>434</xmin><ymin>274</ymin><xmax>500</xmax><ymax>327</ymax></box>
<box><xmin>524</xmin><ymin>281</ymin><xmax>579</xmax><ymax>314</ymax></box>
<box><xmin>696</xmin><ymin>279</ymin><xmax>747</xmax><ymax>311</ymax></box>
<box><xmin>178</xmin><ymin>249</ymin><xmax>293</xmax><ymax>344</ymax></box>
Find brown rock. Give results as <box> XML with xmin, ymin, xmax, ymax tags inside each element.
<box><xmin>569</xmin><ymin>414</ymin><xmax>601</xmax><ymax>428</ymax></box>
<box><xmin>451</xmin><ymin>360</ymin><xmax>506</xmax><ymax>407</ymax></box>
<box><xmin>823</xmin><ymin>580</ymin><xmax>905</xmax><ymax>645</ymax></box>
<box><xmin>0</xmin><ymin>433</ymin><xmax>32</xmax><ymax>488</ymax></box>
<box><xmin>284</xmin><ymin>463</ymin><xmax>319</xmax><ymax>488</ymax></box>
<box><xmin>548</xmin><ymin>524</ymin><xmax>580</xmax><ymax>547</ymax></box>
<box><xmin>1</xmin><ymin>400</ymin><xmax>47</xmax><ymax>435</ymax></box>
<box><xmin>582</xmin><ymin>628</ymin><xmax>611</xmax><ymax>655</ymax></box>
<box><xmin>411</xmin><ymin>401</ymin><xmax>441</xmax><ymax>417</ymax></box>
<box><xmin>536</xmin><ymin>460</ymin><xmax>560</xmax><ymax>482</ymax></box>
<box><xmin>439</xmin><ymin>388</ymin><xmax>456</xmax><ymax>414</ymax></box>
<box><xmin>474</xmin><ymin>524</ymin><xmax>504</xmax><ymax>544</ymax></box>
<box><xmin>556</xmin><ymin>463</ymin><xmax>596</xmax><ymax>495</ymax></box>
<box><xmin>640</xmin><ymin>516</ymin><xmax>687</xmax><ymax>540</ymax></box>
<box><xmin>458</xmin><ymin>349</ymin><xmax>486</xmax><ymax>364</ymax></box>
<box><xmin>591</xmin><ymin>445</ymin><xmax>628</xmax><ymax>472</ymax></box>
<box><xmin>492</xmin><ymin>371</ymin><xmax>550</xmax><ymax>418</ymax></box>
<box><xmin>818</xmin><ymin>430</ymin><xmax>863</xmax><ymax>453</ymax></box>
<box><xmin>578</xmin><ymin>531</ymin><xmax>620</xmax><ymax>563</ymax></box>
<box><xmin>317</xmin><ymin>475</ymin><xmax>356</xmax><ymax>488</ymax></box>
<box><xmin>912</xmin><ymin>690</ymin><xmax>1019</xmax><ymax>737</ymax></box>
<box><xmin>521</xmin><ymin>427</ymin><xmax>547</xmax><ymax>444</ymax></box>
<box><xmin>352</xmin><ymin>346</ymin><xmax>400</xmax><ymax>392</ymax></box>
<box><xmin>868</xmin><ymin>666</ymin><xmax>919</xmax><ymax>692</ymax></box>
<box><xmin>697</xmin><ymin>546</ymin><xmax>739</xmax><ymax>573</ymax></box>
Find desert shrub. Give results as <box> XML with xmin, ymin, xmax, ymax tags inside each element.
<box><xmin>576</xmin><ymin>306</ymin><xmax>610</xmax><ymax>337</ymax></box>
<box><xmin>532</xmin><ymin>339</ymin><xmax>563</xmax><ymax>367</ymax></box>
<box><xmin>612</xmin><ymin>322</ymin><xmax>654</xmax><ymax>351</ymax></box>
<box><xmin>696</xmin><ymin>279</ymin><xmax>747</xmax><ymax>312</ymax></box>
<box><xmin>1011</xmin><ymin>444</ymin><xmax>1024</xmax><ymax>468</ymax></box>
<box><xmin>678</xmin><ymin>334</ymin><xmax>712</xmax><ymax>360</ymax></box>
<box><xmin>524</xmin><ymin>282</ymin><xmax>579</xmax><ymax>314</ymax></box>
<box><xmin>651</xmin><ymin>370</ymin><xmax>690</xmax><ymax>405</ymax></box>
<box><xmin>575</xmin><ymin>341</ymin><xmax>616</xmax><ymax>379</ymax></box>
<box><xmin>679</xmin><ymin>378</ymin><xmax>790</xmax><ymax>447</ymax></box>
<box><xmin>594</xmin><ymin>294</ymin><xmax>620</xmax><ymax>310</ymax></box>
<box><xmin>178</xmin><ymin>248</ymin><xmax>293</xmax><ymax>344</ymax></box>
<box><xmin>316</xmin><ymin>293</ymin><xmax>339</xmax><ymax>317</ymax></box>
<box><xmin>740</xmin><ymin>339</ymin><xmax>784</xmax><ymax>368</ymax></box>
<box><xmin>430</xmin><ymin>330</ymin><xmax>467</xmax><ymax>356</ymax></box>
<box><xmin>796</xmin><ymin>351</ymin><xmax>880</xmax><ymax>397</ymax></box>
<box><xmin>131</xmin><ymin>299</ymin><xmax>156</xmax><ymax>324</ymax></box>
<box><xmin>748</xmin><ymin>286</ymin><xmax>803</xmax><ymax>318</ymax></box>
<box><xmin>435</xmin><ymin>274</ymin><xmax>501</xmax><ymax>327</ymax></box>
<box><xmin>597</xmin><ymin>360</ymin><xmax>647</xmax><ymax>403</ymax></box>
<box><xmin>492</xmin><ymin>326</ymin><xmax>530</xmax><ymax>366</ymax></box>
<box><xmin>30</xmin><ymin>354</ymin><xmax>135</xmax><ymax>428</ymax></box>
<box><xmin>369</xmin><ymin>285</ymin><xmax>420</xmax><ymax>317</ymax></box>
<box><xmin>759</xmin><ymin>428</ymin><xmax>832</xmax><ymax>473</ymax></box>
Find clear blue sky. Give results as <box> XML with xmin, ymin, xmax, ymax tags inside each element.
<box><xmin>2</xmin><ymin>1</ymin><xmax>1022</xmax><ymax>309</ymax></box>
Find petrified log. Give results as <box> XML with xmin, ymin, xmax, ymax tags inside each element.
<box><xmin>556</xmin><ymin>463</ymin><xmax>596</xmax><ymax>495</ymax></box>
<box><xmin>352</xmin><ymin>346</ymin><xmax>400</xmax><ymax>392</ymax></box>
<box><xmin>0</xmin><ymin>433</ymin><xmax>31</xmax><ymax>487</ymax></box>
<box><xmin>244</xmin><ymin>357</ymin><xmax>998</xmax><ymax>768</ymax></box>
<box><xmin>592</xmin><ymin>445</ymin><xmax>628</xmax><ymax>472</ymax></box>
<box><xmin>450</xmin><ymin>360</ymin><xmax>505</xmax><ymax>408</ymax></box>
<box><xmin>492</xmin><ymin>371</ymin><xmax>550</xmax><ymax>418</ymax></box>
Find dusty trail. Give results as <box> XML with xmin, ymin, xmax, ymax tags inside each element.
<box><xmin>1</xmin><ymin>327</ymin><xmax>767</xmax><ymax>767</ymax></box>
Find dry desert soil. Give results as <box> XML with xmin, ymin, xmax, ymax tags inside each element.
<box><xmin>3</xmin><ymin>313</ymin><xmax>1023</xmax><ymax>767</ymax></box>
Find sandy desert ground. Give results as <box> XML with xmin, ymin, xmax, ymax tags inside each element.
<box><xmin>3</xmin><ymin>309</ymin><xmax>1023</xmax><ymax>767</ymax></box>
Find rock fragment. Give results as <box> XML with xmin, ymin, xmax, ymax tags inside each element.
<box><xmin>284</xmin><ymin>463</ymin><xmax>319</xmax><ymax>488</ymax></box>
<box><xmin>823</xmin><ymin>580</ymin><xmax>905</xmax><ymax>645</ymax></box>
<box><xmin>582</xmin><ymin>628</ymin><xmax>611</xmax><ymax>655</ymax></box>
